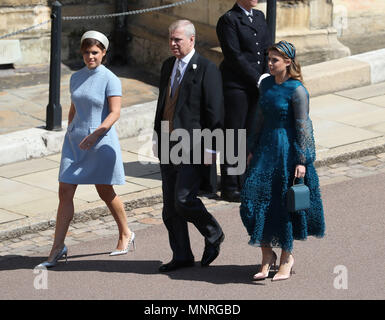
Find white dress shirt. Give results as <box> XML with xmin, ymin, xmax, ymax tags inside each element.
<box><xmin>237</xmin><ymin>3</ymin><xmax>253</xmax><ymax>17</ymax></box>
<box><xmin>169</xmin><ymin>48</ymin><xmax>217</xmax><ymax>158</ymax></box>
<box><xmin>170</xmin><ymin>48</ymin><xmax>196</xmax><ymax>88</ymax></box>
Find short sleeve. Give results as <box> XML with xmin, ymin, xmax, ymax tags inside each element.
<box><xmin>106</xmin><ymin>73</ymin><xmax>122</xmax><ymax>97</ymax></box>
<box><xmin>292</xmin><ymin>85</ymin><xmax>316</xmax><ymax>165</ymax></box>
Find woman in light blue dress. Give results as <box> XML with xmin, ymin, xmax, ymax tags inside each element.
<box><xmin>37</xmin><ymin>31</ymin><xmax>135</xmax><ymax>268</ymax></box>
<box><xmin>240</xmin><ymin>41</ymin><xmax>325</xmax><ymax>281</ymax></box>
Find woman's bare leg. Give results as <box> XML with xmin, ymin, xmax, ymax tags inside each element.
<box><xmin>95</xmin><ymin>184</ymin><xmax>132</xmax><ymax>250</ymax></box>
<box><xmin>48</xmin><ymin>182</ymin><xmax>77</xmax><ymax>260</ymax></box>
<box><xmin>253</xmin><ymin>246</ymin><xmax>277</xmax><ymax>279</ymax></box>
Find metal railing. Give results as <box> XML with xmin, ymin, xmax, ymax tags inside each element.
<box><xmin>0</xmin><ymin>0</ymin><xmax>199</xmax><ymax>130</ymax></box>
<box><xmin>62</xmin><ymin>0</ymin><xmax>197</xmax><ymax>21</ymax></box>
<box><xmin>0</xmin><ymin>0</ymin><xmax>197</xmax><ymax>40</ymax></box>
<box><xmin>0</xmin><ymin>0</ymin><xmax>277</xmax><ymax>131</ymax></box>
<box><xmin>0</xmin><ymin>19</ymin><xmax>51</xmax><ymax>40</ymax></box>
<box><xmin>48</xmin><ymin>0</ymin><xmax>198</xmax><ymax>130</ymax></box>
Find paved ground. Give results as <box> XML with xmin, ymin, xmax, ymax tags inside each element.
<box><xmin>1</xmin><ymin>64</ymin><xmax>385</xmax><ymax>237</ymax></box>
<box><xmin>1</xmin><ymin>151</ymin><xmax>385</xmax><ymax>260</ymax></box>
<box><xmin>0</xmin><ymin>62</ymin><xmax>385</xmax><ymax>302</ymax></box>
<box><xmin>0</xmin><ymin>63</ymin><xmax>159</xmax><ymax>134</ymax></box>
<box><xmin>311</xmin><ymin>82</ymin><xmax>385</xmax><ymax>151</ymax></box>
<box><xmin>0</xmin><ymin>166</ymin><xmax>384</xmax><ymax>300</ymax></box>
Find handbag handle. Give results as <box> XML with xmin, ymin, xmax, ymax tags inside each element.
<box><xmin>293</xmin><ymin>177</ymin><xmax>304</xmax><ymax>186</ymax></box>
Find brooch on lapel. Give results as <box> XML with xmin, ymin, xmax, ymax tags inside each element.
<box><xmin>192</xmin><ymin>64</ymin><xmax>197</xmax><ymax>70</ymax></box>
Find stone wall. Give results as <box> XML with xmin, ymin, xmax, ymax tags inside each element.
<box><xmin>0</xmin><ymin>0</ymin><xmax>48</xmax><ymax>5</ymax></box>
<box><xmin>2</xmin><ymin>0</ymin><xmax>384</xmax><ymax>68</ymax></box>
<box><xmin>0</xmin><ymin>0</ymin><xmax>115</xmax><ymax>66</ymax></box>
<box><xmin>126</xmin><ymin>0</ymin><xmax>350</xmax><ymax>74</ymax></box>
<box><xmin>60</xmin><ymin>1</ymin><xmax>115</xmax><ymax>65</ymax></box>
<box><xmin>125</xmin><ymin>0</ymin><xmax>235</xmax><ymax>74</ymax></box>
<box><xmin>274</xmin><ymin>0</ymin><xmax>349</xmax><ymax>64</ymax></box>
<box><xmin>0</xmin><ymin>3</ymin><xmax>51</xmax><ymax>65</ymax></box>
<box><xmin>333</xmin><ymin>0</ymin><xmax>385</xmax><ymax>54</ymax></box>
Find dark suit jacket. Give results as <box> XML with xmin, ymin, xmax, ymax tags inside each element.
<box><xmin>216</xmin><ymin>3</ymin><xmax>272</xmax><ymax>90</ymax></box>
<box><xmin>154</xmin><ymin>51</ymin><xmax>224</xmax><ymax>161</ymax></box>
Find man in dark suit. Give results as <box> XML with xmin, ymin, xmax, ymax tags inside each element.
<box><xmin>153</xmin><ymin>20</ymin><xmax>225</xmax><ymax>272</ymax></box>
<box><xmin>216</xmin><ymin>0</ymin><xmax>271</xmax><ymax>202</ymax></box>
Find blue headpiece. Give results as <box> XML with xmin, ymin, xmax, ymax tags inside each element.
<box><xmin>275</xmin><ymin>40</ymin><xmax>296</xmax><ymax>60</ymax></box>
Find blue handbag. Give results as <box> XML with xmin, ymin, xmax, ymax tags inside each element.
<box><xmin>287</xmin><ymin>178</ymin><xmax>310</xmax><ymax>212</ymax></box>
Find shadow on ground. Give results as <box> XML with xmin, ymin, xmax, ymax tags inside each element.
<box><xmin>0</xmin><ymin>254</ymin><xmax>263</xmax><ymax>286</ymax></box>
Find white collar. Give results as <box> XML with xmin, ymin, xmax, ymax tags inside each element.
<box><xmin>237</xmin><ymin>3</ymin><xmax>253</xmax><ymax>16</ymax></box>
<box><xmin>178</xmin><ymin>48</ymin><xmax>195</xmax><ymax>66</ymax></box>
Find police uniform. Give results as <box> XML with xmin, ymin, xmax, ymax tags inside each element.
<box><xmin>216</xmin><ymin>3</ymin><xmax>271</xmax><ymax>201</ymax></box>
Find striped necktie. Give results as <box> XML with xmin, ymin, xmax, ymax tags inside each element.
<box><xmin>170</xmin><ymin>59</ymin><xmax>182</xmax><ymax>97</ymax></box>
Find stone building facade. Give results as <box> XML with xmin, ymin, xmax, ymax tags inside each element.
<box><xmin>332</xmin><ymin>0</ymin><xmax>385</xmax><ymax>55</ymax></box>
<box><xmin>0</xmin><ymin>0</ymin><xmax>115</xmax><ymax>66</ymax></box>
<box><xmin>125</xmin><ymin>0</ymin><xmax>350</xmax><ymax>72</ymax></box>
<box><xmin>0</xmin><ymin>0</ymin><xmax>384</xmax><ymax>68</ymax></box>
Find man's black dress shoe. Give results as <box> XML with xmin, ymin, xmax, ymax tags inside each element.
<box><xmin>221</xmin><ymin>190</ymin><xmax>241</xmax><ymax>202</ymax></box>
<box><xmin>201</xmin><ymin>233</ymin><xmax>225</xmax><ymax>267</ymax></box>
<box><xmin>198</xmin><ymin>189</ymin><xmax>220</xmax><ymax>199</ymax></box>
<box><xmin>158</xmin><ymin>260</ymin><xmax>195</xmax><ymax>272</ymax></box>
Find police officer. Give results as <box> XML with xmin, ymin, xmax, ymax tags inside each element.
<box><xmin>216</xmin><ymin>0</ymin><xmax>271</xmax><ymax>202</ymax></box>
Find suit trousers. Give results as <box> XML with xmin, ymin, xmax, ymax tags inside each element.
<box><xmin>200</xmin><ymin>163</ymin><xmax>218</xmax><ymax>194</ymax></box>
<box><xmin>160</xmin><ymin>163</ymin><xmax>223</xmax><ymax>262</ymax></box>
<box><xmin>221</xmin><ymin>86</ymin><xmax>259</xmax><ymax>192</ymax></box>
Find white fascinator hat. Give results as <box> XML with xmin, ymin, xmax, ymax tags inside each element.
<box><xmin>80</xmin><ymin>30</ymin><xmax>109</xmax><ymax>50</ymax></box>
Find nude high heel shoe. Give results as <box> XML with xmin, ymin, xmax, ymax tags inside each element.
<box><xmin>109</xmin><ymin>232</ymin><xmax>136</xmax><ymax>256</ymax></box>
<box><xmin>253</xmin><ymin>251</ymin><xmax>277</xmax><ymax>280</ymax></box>
<box><xmin>272</xmin><ymin>254</ymin><xmax>295</xmax><ymax>282</ymax></box>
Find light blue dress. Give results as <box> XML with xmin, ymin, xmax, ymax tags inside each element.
<box><xmin>240</xmin><ymin>76</ymin><xmax>325</xmax><ymax>252</ymax></box>
<box><xmin>59</xmin><ymin>65</ymin><xmax>125</xmax><ymax>185</ymax></box>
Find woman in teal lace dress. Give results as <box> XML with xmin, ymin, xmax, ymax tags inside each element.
<box><xmin>240</xmin><ymin>41</ymin><xmax>325</xmax><ymax>281</ymax></box>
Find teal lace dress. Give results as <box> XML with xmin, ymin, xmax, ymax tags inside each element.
<box><xmin>240</xmin><ymin>76</ymin><xmax>325</xmax><ymax>252</ymax></box>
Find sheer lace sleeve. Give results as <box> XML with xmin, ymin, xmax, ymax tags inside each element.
<box><xmin>247</xmin><ymin>102</ymin><xmax>264</xmax><ymax>155</ymax></box>
<box><xmin>292</xmin><ymin>85</ymin><xmax>316</xmax><ymax>165</ymax></box>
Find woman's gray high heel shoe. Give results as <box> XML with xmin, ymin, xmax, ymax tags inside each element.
<box><xmin>110</xmin><ymin>232</ymin><xmax>136</xmax><ymax>256</ymax></box>
<box><xmin>37</xmin><ymin>245</ymin><xmax>68</xmax><ymax>268</ymax></box>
